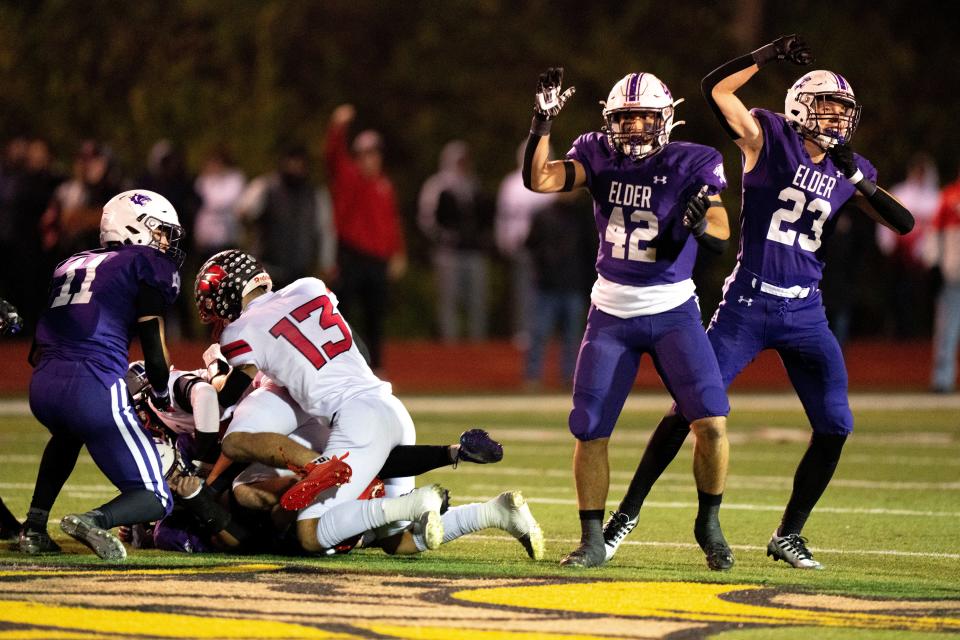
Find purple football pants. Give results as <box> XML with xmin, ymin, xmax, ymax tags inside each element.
<box><xmin>708</xmin><ymin>271</ymin><xmax>853</xmax><ymax>435</ymax></box>
<box><xmin>569</xmin><ymin>297</ymin><xmax>729</xmax><ymax>441</ymax></box>
<box><xmin>29</xmin><ymin>360</ymin><xmax>173</xmax><ymax>514</ymax></box>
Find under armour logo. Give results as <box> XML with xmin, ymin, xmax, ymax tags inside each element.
<box><xmin>653</xmin><ymin>176</ymin><xmax>667</xmax><ymax>184</ymax></box>
<box><xmin>129</xmin><ymin>193</ymin><xmax>152</xmax><ymax>206</ymax></box>
<box><xmin>738</xmin><ymin>296</ymin><xmax>753</xmax><ymax>306</ymax></box>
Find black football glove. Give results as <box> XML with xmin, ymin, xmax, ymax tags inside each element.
<box><xmin>829</xmin><ymin>142</ymin><xmax>860</xmax><ymax>181</ymax></box>
<box><xmin>752</xmin><ymin>34</ymin><xmax>814</xmax><ymax>68</ymax></box>
<box><xmin>149</xmin><ymin>386</ymin><xmax>172</xmax><ymax>412</ymax></box>
<box><xmin>0</xmin><ymin>299</ymin><xmax>23</xmax><ymax>336</ymax></box>
<box><xmin>683</xmin><ymin>189</ymin><xmax>711</xmax><ymax>237</ymax></box>
<box><xmin>534</xmin><ymin>67</ymin><xmax>576</xmax><ymax>121</ymax></box>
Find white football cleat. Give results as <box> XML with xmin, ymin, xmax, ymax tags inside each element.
<box><xmin>492</xmin><ymin>491</ymin><xmax>544</xmax><ymax>561</ymax></box>
<box><xmin>767</xmin><ymin>531</ymin><xmax>823</xmax><ymax>569</ymax></box>
<box><xmin>384</xmin><ymin>484</ymin><xmax>446</xmax><ymax>549</ymax></box>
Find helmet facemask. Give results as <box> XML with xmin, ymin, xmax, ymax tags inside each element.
<box><xmin>795</xmin><ymin>93</ymin><xmax>861</xmax><ymax>150</ymax></box>
<box><xmin>601</xmin><ymin>73</ymin><xmax>684</xmax><ymax>162</ymax></box>
<box><xmin>604</xmin><ymin>107</ymin><xmax>673</xmax><ymax>161</ymax></box>
<box><xmin>194</xmin><ymin>250</ymin><xmax>272</xmax><ymax>333</ymax></box>
<box><xmin>143</xmin><ymin>215</ymin><xmax>186</xmax><ymax>268</ymax></box>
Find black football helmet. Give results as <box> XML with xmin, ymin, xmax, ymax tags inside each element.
<box><xmin>195</xmin><ymin>250</ymin><xmax>273</xmax><ymax>327</ymax></box>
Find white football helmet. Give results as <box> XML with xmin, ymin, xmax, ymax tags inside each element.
<box><xmin>602</xmin><ymin>73</ymin><xmax>684</xmax><ymax>160</ymax></box>
<box><xmin>784</xmin><ymin>70</ymin><xmax>861</xmax><ymax>150</ymax></box>
<box><xmin>100</xmin><ymin>190</ymin><xmax>185</xmax><ymax>266</ymax></box>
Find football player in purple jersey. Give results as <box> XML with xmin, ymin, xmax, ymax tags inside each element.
<box><xmin>19</xmin><ymin>190</ymin><xmax>186</xmax><ymax>561</ymax></box>
<box><xmin>0</xmin><ymin>298</ymin><xmax>25</xmax><ymax>541</ymax></box>
<box><xmin>609</xmin><ymin>36</ymin><xmax>914</xmax><ymax>570</ymax></box>
<box><xmin>523</xmin><ymin>68</ymin><xmax>735</xmax><ymax>569</ymax></box>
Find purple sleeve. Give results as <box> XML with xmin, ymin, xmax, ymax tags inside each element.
<box><xmin>856</xmin><ymin>154</ymin><xmax>878</xmax><ymax>184</ymax></box>
<box><xmin>691</xmin><ymin>148</ymin><xmax>728</xmax><ymax>196</ymax></box>
<box><xmin>137</xmin><ymin>252</ymin><xmax>181</xmax><ymax>306</ymax></box>
<box><xmin>566</xmin><ymin>133</ymin><xmax>597</xmax><ymax>188</ymax></box>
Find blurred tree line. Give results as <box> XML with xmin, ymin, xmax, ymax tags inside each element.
<box><xmin>1</xmin><ymin>0</ymin><xmax>955</xmax><ymax>338</ymax></box>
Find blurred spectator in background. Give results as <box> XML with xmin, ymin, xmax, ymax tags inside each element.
<box><xmin>878</xmin><ymin>153</ymin><xmax>941</xmax><ymax>338</ymax></box>
<box><xmin>193</xmin><ymin>147</ymin><xmax>246</xmax><ymax>257</ymax></box>
<box><xmin>522</xmin><ymin>190</ymin><xmax>595</xmax><ymax>390</ymax></box>
<box><xmin>821</xmin><ymin>202</ymin><xmax>875</xmax><ymax>347</ymax></box>
<box><xmin>418</xmin><ymin>140</ymin><xmax>492</xmax><ymax>342</ymax></box>
<box><xmin>496</xmin><ymin>140</ymin><xmax>557</xmax><ymax>350</ymax></box>
<box><xmin>930</xmin><ymin>166</ymin><xmax>960</xmax><ymax>393</ymax></box>
<box><xmin>41</xmin><ymin>140</ymin><xmax>125</xmax><ymax>263</ymax></box>
<box><xmin>0</xmin><ymin>138</ymin><xmax>63</xmax><ymax>331</ymax></box>
<box><xmin>139</xmin><ymin>140</ymin><xmax>201</xmax><ymax>338</ymax></box>
<box><xmin>324</xmin><ymin>104</ymin><xmax>405</xmax><ymax>371</ymax></box>
<box><xmin>238</xmin><ymin>144</ymin><xmax>335</xmax><ymax>290</ymax></box>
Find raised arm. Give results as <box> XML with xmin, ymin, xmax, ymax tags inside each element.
<box><xmin>701</xmin><ymin>36</ymin><xmax>813</xmax><ymax>159</ymax></box>
<box><xmin>522</xmin><ymin>67</ymin><xmax>586</xmax><ymax>193</ymax></box>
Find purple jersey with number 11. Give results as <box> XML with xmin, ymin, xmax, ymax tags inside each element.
<box><xmin>739</xmin><ymin>109</ymin><xmax>877</xmax><ymax>286</ymax></box>
<box><xmin>33</xmin><ymin>245</ymin><xmax>180</xmax><ymax>387</ymax></box>
<box><xmin>567</xmin><ymin>133</ymin><xmax>727</xmax><ymax>287</ymax></box>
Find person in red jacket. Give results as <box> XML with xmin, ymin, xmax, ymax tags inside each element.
<box><xmin>324</xmin><ymin>104</ymin><xmax>407</xmax><ymax>372</ymax></box>
<box><xmin>931</xmin><ymin>168</ymin><xmax>960</xmax><ymax>393</ymax></box>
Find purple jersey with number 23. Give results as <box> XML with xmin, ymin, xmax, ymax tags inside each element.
<box><xmin>738</xmin><ymin>109</ymin><xmax>877</xmax><ymax>286</ymax></box>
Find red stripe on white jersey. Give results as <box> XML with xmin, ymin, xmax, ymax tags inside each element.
<box><xmin>221</xmin><ymin>339</ymin><xmax>252</xmax><ymax>358</ymax></box>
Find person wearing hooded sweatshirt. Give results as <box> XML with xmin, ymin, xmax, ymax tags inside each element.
<box><xmin>418</xmin><ymin>140</ymin><xmax>493</xmax><ymax>342</ymax></box>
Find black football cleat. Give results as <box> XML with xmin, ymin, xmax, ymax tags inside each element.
<box><xmin>559</xmin><ymin>542</ymin><xmax>607</xmax><ymax>568</ymax></box>
<box><xmin>19</xmin><ymin>527</ymin><xmax>62</xmax><ymax>554</ymax></box>
<box><xmin>456</xmin><ymin>428</ymin><xmax>504</xmax><ymax>465</ymax></box>
<box><xmin>60</xmin><ymin>514</ymin><xmax>126</xmax><ymax>561</ymax></box>
<box><xmin>701</xmin><ymin>540</ymin><xmax>735</xmax><ymax>571</ymax></box>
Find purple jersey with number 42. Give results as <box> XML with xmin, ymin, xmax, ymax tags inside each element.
<box><xmin>33</xmin><ymin>245</ymin><xmax>181</xmax><ymax>387</ymax></box>
<box><xmin>567</xmin><ymin>133</ymin><xmax>727</xmax><ymax>287</ymax></box>
<box><xmin>738</xmin><ymin>109</ymin><xmax>877</xmax><ymax>286</ymax></box>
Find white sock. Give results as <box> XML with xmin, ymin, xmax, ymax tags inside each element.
<box><xmin>441</xmin><ymin>502</ymin><xmax>499</xmax><ymax>544</ymax></box>
<box><xmin>314</xmin><ymin>499</ymin><xmax>390</xmax><ymax>549</ymax></box>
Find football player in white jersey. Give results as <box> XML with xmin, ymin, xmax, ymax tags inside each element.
<box><xmin>194</xmin><ymin>249</ymin><xmax>448</xmax><ymax>555</ymax></box>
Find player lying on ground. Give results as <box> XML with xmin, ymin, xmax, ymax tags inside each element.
<box><xmin>121</xmin><ymin>349</ymin><xmax>532</xmax><ymax>558</ymax></box>
<box><xmin>140</xmin><ymin>419</ymin><xmax>541</xmax><ymax>560</ymax></box>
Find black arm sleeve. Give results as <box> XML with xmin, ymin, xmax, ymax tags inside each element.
<box><xmin>857</xmin><ymin>182</ymin><xmax>915</xmax><ymax>235</ymax></box>
<box><xmin>695</xmin><ymin>233</ymin><xmax>729</xmax><ymax>255</ymax></box>
<box><xmin>217</xmin><ymin>368</ymin><xmax>253</xmax><ymax>408</ymax></box>
<box><xmin>521</xmin><ymin>116</ymin><xmax>553</xmax><ymax>189</ymax></box>
<box><xmin>701</xmin><ymin>54</ymin><xmax>757</xmax><ymax>140</ymax></box>
<box><xmin>137</xmin><ymin>317</ymin><xmax>169</xmax><ymax>393</ymax></box>
<box><xmin>521</xmin><ymin>134</ymin><xmax>542</xmax><ymax>189</ymax></box>
<box><xmin>136</xmin><ymin>283</ymin><xmax>167</xmax><ymax>318</ymax></box>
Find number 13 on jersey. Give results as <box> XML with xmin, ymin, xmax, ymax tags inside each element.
<box><xmin>270</xmin><ymin>295</ymin><xmax>353</xmax><ymax>369</ymax></box>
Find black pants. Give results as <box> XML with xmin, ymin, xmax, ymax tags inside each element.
<box><xmin>335</xmin><ymin>245</ymin><xmax>388</xmax><ymax>369</ymax></box>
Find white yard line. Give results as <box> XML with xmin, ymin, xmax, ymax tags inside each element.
<box><xmin>3</xmin><ymin>393</ymin><xmax>960</xmax><ymax>416</ymax></box>
<box><xmin>454</xmin><ymin>495</ymin><xmax>960</xmax><ymax>518</ymax></box>
<box><xmin>433</xmin><ymin>465</ymin><xmax>960</xmax><ymax>491</ymax></box>
<box><xmin>457</xmin><ymin>534</ymin><xmax>960</xmax><ymax>560</ymax></box>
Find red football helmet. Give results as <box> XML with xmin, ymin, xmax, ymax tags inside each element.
<box><xmin>194</xmin><ymin>250</ymin><xmax>272</xmax><ymax>329</ymax></box>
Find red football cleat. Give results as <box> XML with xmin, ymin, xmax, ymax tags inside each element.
<box><xmin>280</xmin><ymin>453</ymin><xmax>352</xmax><ymax>510</ymax></box>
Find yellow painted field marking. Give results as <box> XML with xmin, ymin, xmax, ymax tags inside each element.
<box><xmin>0</xmin><ymin>601</ymin><xmax>355</xmax><ymax>639</ymax></box>
<box><xmin>0</xmin><ymin>562</ymin><xmax>282</xmax><ymax>578</ymax></box>
<box><xmin>453</xmin><ymin>582</ymin><xmax>960</xmax><ymax>633</ymax></box>
<box><xmin>362</xmin><ymin>625</ymin><xmax>611</xmax><ymax>640</ymax></box>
